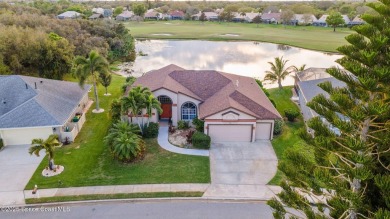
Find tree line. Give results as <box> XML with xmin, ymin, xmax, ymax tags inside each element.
<box><xmin>0</xmin><ymin>3</ymin><xmax>135</xmax><ymax>79</ymax></box>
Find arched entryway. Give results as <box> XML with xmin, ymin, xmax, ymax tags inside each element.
<box><xmin>157</xmin><ymin>95</ymin><xmax>172</xmax><ymax>120</ymax></box>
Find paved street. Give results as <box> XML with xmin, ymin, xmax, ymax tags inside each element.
<box><xmin>0</xmin><ymin>145</ymin><xmax>44</xmax><ymax>206</ymax></box>
<box><xmin>0</xmin><ymin>200</ymin><xmax>273</xmax><ymax>219</ymax></box>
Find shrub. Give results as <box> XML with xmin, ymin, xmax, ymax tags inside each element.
<box><xmin>0</xmin><ymin>138</ymin><xmax>3</xmax><ymax>150</ymax></box>
<box><xmin>273</xmin><ymin>119</ymin><xmax>284</xmax><ymax>135</ymax></box>
<box><xmin>192</xmin><ymin>132</ymin><xmax>211</xmax><ymax>149</ymax></box>
<box><xmin>110</xmin><ymin>99</ymin><xmax>122</xmax><ymax>122</ymax></box>
<box><xmin>192</xmin><ymin>117</ymin><xmax>205</xmax><ymax>132</ymax></box>
<box><xmin>177</xmin><ymin>120</ymin><xmax>189</xmax><ymax>130</ymax></box>
<box><xmin>284</xmin><ymin>109</ymin><xmax>300</xmax><ymax>122</ymax></box>
<box><xmin>143</xmin><ymin>122</ymin><xmax>159</xmax><ymax>138</ymax></box>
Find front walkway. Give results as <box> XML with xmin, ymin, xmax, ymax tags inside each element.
<box><xmin>203</xmin><ymin>141</ymin><xmax>279</xmax><ymax>199</ymax></box>
<box><xmin>0</xmin><ymin>145</ymin><xmax>44</xmax><ymax>206</ymax></box>
<box><xmin>157</xmin><ymin>126</ymin><xmax>209</xmax><ymax>157</ymax></box>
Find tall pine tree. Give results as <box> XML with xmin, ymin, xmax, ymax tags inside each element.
<box><xmin>268</xmin><ymin>0</ymin><xmax>390</xmax><ymax>218</ymax></box>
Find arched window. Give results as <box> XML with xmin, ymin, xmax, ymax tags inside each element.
<box><xmin>181</xmin><ymin>102</ymin><xmax>197</xmax><ymax>120</ymax></box>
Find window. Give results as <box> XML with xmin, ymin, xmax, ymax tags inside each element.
<box><xmin>181</xmin><ymin>102</ymin><xmax>197</xmax><ymax>120</ymax></box>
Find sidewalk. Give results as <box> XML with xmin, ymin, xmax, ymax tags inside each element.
<box><xmin>24</xmin><ymin>184</ymin><xmax>210</xmax><ymax>200</ymax></box>
<box><xmin>158</xmin><ymin>127</ymin><xmax>209</xmax><ymax>157</ymax></box>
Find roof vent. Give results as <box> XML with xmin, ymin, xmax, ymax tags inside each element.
<box><xmin>25</xmin><ymin>83</ymin><xmax>28</xmax><ymax>89</ymax></box>
<box><xmin>2</xmin><ymin>98</ymin><xmax>6</xmax><ymax>104</ymax></box>
<box><xmin>34</xmin><ymin>82</ymin><xmax>37</xmax><ymax>89</ymax></box>
<box><xmin>236</xmin><ymin>80</ymin><xmax>239</xmax><ymax>87</ymax></box>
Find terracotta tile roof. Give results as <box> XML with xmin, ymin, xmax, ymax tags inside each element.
<box><xmin>132</xmin><ymin>65</ymin><xmax>281</xmax><ymax>120</ymax></box>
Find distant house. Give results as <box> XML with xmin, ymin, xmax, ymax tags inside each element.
<box><xmin>145</xmin><ymin>11</ymin><xmax>160</xmax><ymax>20</ymax></box>
<box><xmin>169</xmin><ymin>10</ymin><xmax>184</xmax><ymax>20</ymax></box>
<box><xmin>92</xmin><ymin>7</ymin><xmax>104</xmax><ymax>15</ymax></box>
<box><xmin>57</xmin><ymin>11</ymin><xmax>81</xmax><ymax>19</ymax></box>
<box><xmin>89</xmin><ymin>13</ymin><xmax>104</xmax><ymax>20</ymax></box>
<box><xmin>0</xmin><ymin>75</ymin><xmax>91</xmax><ymax>146</ymax></box>
<box><xmin>116</xmin><ymin>11</ymin><xmax>134</xmax><ymax>21</ymax></box>
<box><xmin>313</xmin><ymin>14</ymin><xmax>350</xmax><ymax>27</ymax></box>
<box><xmin>244</xmin><ymin>13</ymin><xmax>261</xmax><ymax>23</ymax></box>
<box><xmin>295</xmin><ymin>68</ymin><xmax>346</xmax><ymax>134</ymax></box>
<box><xmin>192</xmin><ymin>12</ymin><xmax>219</xmax><ymax>21</ymax></box>
<box><xmin>232</xmin><ymin>13</ymin><xmax>246</xmax><ymax>22</ymax></box>
<box><xmin>293</xmin><ymin>14</ymin><xmax>317</xmax><ymax>25</ymax></box>
<box><xmin>261</xmin><ymin>12</ymin><xmax>281</xmax><ymax>24</ymax></box>
<box><xmin>103</xmin><ymin>9</ymin><xmax>113</xmax><ymax>18</ymax></box>
<box><xmin>348</xmin><ymin>16</ymin><xmax>365</xmax><ymax>27</ymax></box>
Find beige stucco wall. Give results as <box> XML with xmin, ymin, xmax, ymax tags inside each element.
<box><xmin>0</xmin><ymin>127</ymin><xmax>53</xmax><ymax>146</ymax></box>
<box><xmin>206</xmin><ymin>108</ymin><xmax>256</xmax><ymax>120</ymax></box>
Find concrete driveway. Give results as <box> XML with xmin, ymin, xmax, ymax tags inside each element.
<box><xmin>203</xmin><ymin>141</ymin><xmax>279</xmax><ymax>199</ymax></box>
<box><xmin>0</xmin><ymin>145</ymin><xmax>44</xmax><ymax>206</ymax></box>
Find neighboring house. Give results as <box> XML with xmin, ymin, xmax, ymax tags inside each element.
<box><xmin>130</xmin><ymin>64</ymin><xmax>281</xmax><ymax>142</ymax></box>
<box><xmin>245</xmin><ymin>12</ymin><xmax>261</xmax><ymax>23</ymax></box>
<box><xmin>103</xmin><ymin>9</ymin><xmax>113</xmax><ymax>18</ymax></box>
<box><xmin>192</xmin><ymin>12</ymin><xmax>219</xmax><ymax>21</ymax></box>
<box><xmin>116</xmin><ymin>11</ymin><xmax>134</xmax><ymax>21</ymax></box>
<box><xmin>261</xmin><ymin>12</ymin><xmax>281</xmax><ymax>24</ymax></box>
<box><xmin>313</xmin><ymin>14</ymin><xmax>350</xmax><ymax>27</ymax></box>
<box><xmin>232</xmin><ymin>13</ymin><xmax>246</xmax><ymax>22</ymax></box>
<box><xmin>348</xmin><ymin>16</ymin><xmax>365</xmax><ymax>27</ymax></box>
<box><xmin>295</xmin><ymin>68</ymin><xmax>346</xmax><ymax>134</ymax></box>
<box><xmin>89</xmin><ymin>13</ymin><xmax>104</xmax><ymax>20</ymax></box>
<box><xmin>169</xmin><ymin>10</ymin><xmax>184</xmax><ymax>20</ymax></box>
<box><xmin>293</xmin><ymin>14</ymin><xmax>317</xmax><ymax>25</ymax></box>
<box><xmin>0</xmin><ymin>75</ymin><xmax>91</xmax><ymax>147</ymax></box>
<box><xmin>92</xmin><ymin>7</ymin><xmax>104</xmax><ymax>15</ymax></box>
<box><xmin>145</xmin><ymin>11</ymin><xmax>160</xmax><ymax>20</ymax></box>
<box><xmin>57</xmin><ymin>11</ymin><xmax>81</xmax><ymax>19</ymax></box>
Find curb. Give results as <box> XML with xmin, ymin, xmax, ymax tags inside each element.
<box><xmin>21</xmin><ymin>197</ymin><xmax>268</xmax><ymax>208</ymax></box>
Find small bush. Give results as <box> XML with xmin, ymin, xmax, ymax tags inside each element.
<box><xmin>110</xmin><ymin>99</ymin><xmax>122</xmax><ymax>122</ymax></box>
<box><xmin>273</xmin><ymin>120</ymin><xmax>284</xmax><ymax>135</ymax></box>
<box><xmin>192</xmin><ymin>117</ymin><xmax>204</xmax><ymax>132</ymax></box>
<box><xmin>0</xmin><ymin>139</ymin><xmax>3</xmax><ymax>150</ymax></box>
<box><xmin>284</xmin><ymin>109</ymin><xmax>300</xmax><ymax>122</ymax></box>
<box><xmin>177</xmin><ymin>120</ymin><xmax>189</xmax><ymax>130</ymax></box>
<box><xmin>143</xmin><ymin>122</ymin><xmax>159</xmax><ymax>138</ymax></box>
<box><xmin>192</xmin><ymin>132</ymin><xmax>211</xmax><ymax>149</ymax></box>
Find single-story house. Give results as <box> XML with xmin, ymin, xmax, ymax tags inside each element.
<box><xmin>245</xmin><ymin>12</ymin><xmax>261</xmax><ymax>23</ymax></box>
<box><xmin>129</xmin><ymin>64</ymin><xmax>281</xmax><ymax>142</ymax></box>
<box><xmin>348</xmin><ymin>16</ymin><xmax>365</xmax><ymax>27</ymax></box>
<box><xmin>92</xmin><ymin>7</ymin><xmax>104</xmax><ymax>15</ymax></box>
<box><xmin>313</xmin><ymin>14</ymin><xmax>350</xmax><ymax>27</ymax></box>
<box><xmin>0</xmin><ymin>75</ymin><xmax>91</xmax><ymax>146</ymax></box>
<box><xmin>169</xmin><ymin>10</ymin><xmax>184</xmax><ymax>20</ymax></box>
<box><xmin>293</xmin><ymin>14</ymin><xmax>318</xmax><ymax>25</ymax></box>
<box><xmin>295</xmin><ymin>68</ymin><xmax>346</xmax><ymax>134</ymax></box>
<box><xmin>261</xmin><ymin>12</ymin><xmax>281</xmax><ymax>24</ymax></box>
<box><xmin>192</xmin><ymin>12</ymin><xmax>219</xmax><ymax>21</ymax></box>
<box><xmin>116</xmin><ymin>11</ymin><xmax>134</xmax><ymax>21</ymax></box>
<box><xmin>89</xmin><ymin>13</ymin><xmax>104</xmax><ymax>20</ymax></box>
<box><xmin>144</xmin><ymin>11</ymin><xmax>160</xmax><ymax>20</ymax></box>
<box><xmin>232</xmin><ymin>13</ymin><xmax>246</xmax><ymax>22</ymax></box>
<box><xmin>103</xmin><ymin>9</ymin><xmax>113</xmax><ymax>18</ymax></box>
<box><xmin>57</xmin><ymin>11</ymin><xmax>81</xmax><ymax>19</ymax></box>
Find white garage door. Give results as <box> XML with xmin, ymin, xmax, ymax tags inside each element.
<box><xmin>208</xmin><ymin>125</ymin><xmax>252</xmax><ymax>142</ymax></box>
<box><xmin>255</xmin><ymin>123</ymin><xmax>272</xmax><ymax>140</ymax></box>
<box><xmin>2</xmin><ymin>128</ymin><xmax>53</xmax><ymax>146</ymax></box>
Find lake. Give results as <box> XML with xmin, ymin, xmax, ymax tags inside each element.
<box><xmin>126</xmin><ymin>40</ymin><xmax>342</xmax><ymax>88</ymax></box>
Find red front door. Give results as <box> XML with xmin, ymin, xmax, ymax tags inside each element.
<box><xmin>160</xmin><ymin>104</ymin><xmax>172</xmax><ymax>119</ymax></box>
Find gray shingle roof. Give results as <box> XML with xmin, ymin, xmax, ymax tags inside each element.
<box><xmin>0</xmin><ymin>75</ymin><xmax>91</xmax><ymax>129</ymax></box>
<box><xmin>298</xmin><ymin>77</ymin><xmax>346</xmax><ymax>103</ymax></box>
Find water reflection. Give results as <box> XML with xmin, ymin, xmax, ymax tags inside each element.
<box><xmin>130</xmin><ymin>40</ymin><xmax>342</xmax><ymax>88</ymax></box>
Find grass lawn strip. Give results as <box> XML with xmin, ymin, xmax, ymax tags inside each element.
<box><xmin>25</xmin><ymin>192</ymin><xmax>203</xmax><ymax>204</ymax></box>
<box><xmin>267</xmin><ymin>87</ymin><xmax>305</xmax><ymax>185</ymax></box>
<box><xmin>127</xmin><ymin>20</ymin><xmax>352</xmax><ymax>52</ymax></box>
<box><xmin>26</xmin><ymin>74</ymin><xmax>210</xmax><ymax>190</ymax></box>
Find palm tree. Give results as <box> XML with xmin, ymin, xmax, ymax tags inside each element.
<box><xmin>144</xmin><ymin>94</ymin><xmax>162</xmax><ymax>126</ymax></box>
<box><xmin>121</xmin><ymin>86</ymin><xmax>151</xmax><ymax>133</ymax></box>
<box><xmin>74</xmin><ymin>50</ymin><xmax>109</xmax><ymax>112</ymax></box>
<box><xmin>29</xmin><ymin>134</ymin><xmax>60</xmax><ymax>170</ymax></box>
<box><xmin>104</xmin><ymin>121</ymin><xmax>144</xmax><ymax>162</ymax></box>
<box><xmin>99</xmin><ymin>72</ymin><xmax>112</xmax><ymax>96</ymax></box>
<box><xmin>264</xmin><ymin>56</ymin><xmax>294</xmax><ymax>90</ymax></box>
<box><xmin>291</xmin><ymin>64</ymin><xmax>307</xmax><ymax>86</ymax></box>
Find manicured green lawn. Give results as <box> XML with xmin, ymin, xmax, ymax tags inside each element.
<box><xmin>267</xmin><ymin>86</ymin><xmax>305</xmax><ymax>185</ymax></box>
<box><xmin>126</xmin><ymin>20</ymin><xmax>352</xmax><ymax>52</ymax></box>
<box><xmin>26</xmin><ymin>74</ymin><xmax>210</xmax><ymax>190</ymax></box>
<box><xmin>25</xmin><ymin>192</ymin><xmax>203</xmax><ymax>204</ymax></box>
